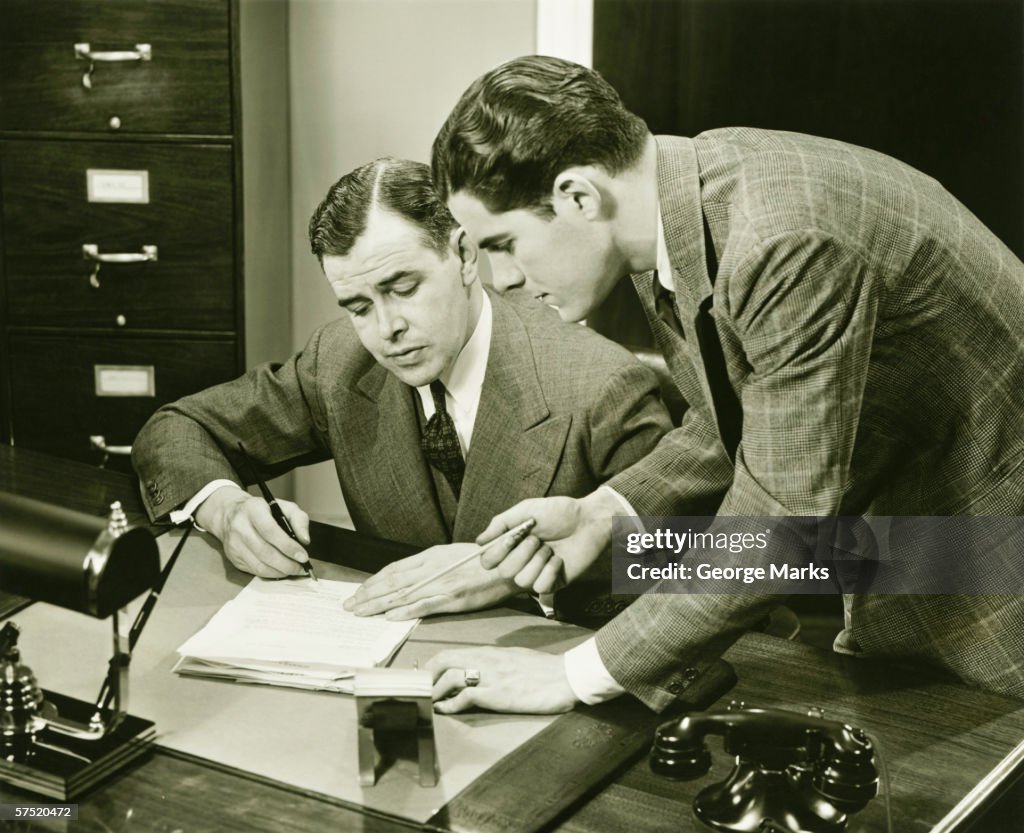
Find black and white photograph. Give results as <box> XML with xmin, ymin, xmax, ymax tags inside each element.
<box><xmin>1</xmin><ymin>1</ymin><xmax>1022</xmax><ymax>831</ymax></box>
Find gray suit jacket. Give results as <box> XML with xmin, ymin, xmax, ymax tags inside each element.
<box><xmin>134</xmin><ymin>291</ymin><xmax>670</xmax><ymax>546</ymax></box>
<box><xmin>601</xmin><ymin>130</ymin><xmax>1024</xmax><ymax>709</ymax></box>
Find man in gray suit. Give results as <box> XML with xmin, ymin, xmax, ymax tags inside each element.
<box><xmin>132</xmin><ymin>157</ymin><xmax>671</xmax><ymax>619</ymax></box>
<box><xmin>424</xmin><ymin>56</ymin><xmax>1024</xmax><ymax>713</ymax></box>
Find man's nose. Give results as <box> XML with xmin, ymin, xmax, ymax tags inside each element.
<box><xmin>489</xmin><ymin>255</ymin><xmax>526</xmax><ymax>292</ymax></box>
<box><xmin>376</xmin><ymin>302</ymin><xmax>407</xmax><ymax>340</ymax></box>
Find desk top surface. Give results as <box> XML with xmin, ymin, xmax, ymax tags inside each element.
<box><xmin>2</xmin><ymin>448</ymin><xmax>1023</xmax><ymax>832</ymax></box>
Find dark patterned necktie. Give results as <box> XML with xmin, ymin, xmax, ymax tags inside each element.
<box><xmin>420</xmin><ymin>380</ymin><xmax>464</xmax><ymax>499</ymax></box>
<box><xmin>653</xmin><ymin>271</ymin><xmax>685</xmax><ymax>339</ymax></box>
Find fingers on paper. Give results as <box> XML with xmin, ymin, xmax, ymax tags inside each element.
<box><xmin>349</xmin><ymin>588</ymin><xmax>410</xmax><ymax>617</ymax></box>
<box><xmin>346</xmin><ymin>555</ymin><xmax>429</xmax><ymax>613</ymax></box>
<box><xmin>348</xmin><ymin>560</ymin><xmax>407</xmax><ymax>604</ymax></box>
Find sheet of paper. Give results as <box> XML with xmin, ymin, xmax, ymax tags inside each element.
<box><xmin>176</xmin><ymin>577</ymin><xmax>417</xmax><ymax>684</ymax></box>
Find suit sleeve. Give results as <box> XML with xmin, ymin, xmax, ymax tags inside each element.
<box><xmin>132</xmin><ymin>327</ymin><xmax>333</xmax><ymax>522</ymax></box>
<box><xmin>596</xmin><ymin>231</ymin><xmax>879</xmax><ymax>711</ymax></box>
<box><xmin>585</xmin><ymin>362</ymin><xmax>674</xmax><ymax>480</ymax></box>
<box><xmin>605</xmin><ymin>405</ymin><xmax>735</xmax><ymax>517</ymax></box>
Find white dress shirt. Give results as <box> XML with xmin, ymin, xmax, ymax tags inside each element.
<box><xmin>413</xmin><ymin>291</ymin><xmax>492</xmax><ymax>454</ymax></box>
<box><xmin>561</xmin><ymin>210</ymin><xmax>674</xmax><ymax>705</ymax></box>
<box><xmin>171</xmin><ymin>293</ymin><xmax>494</xmax><ymax>525</ymax></box>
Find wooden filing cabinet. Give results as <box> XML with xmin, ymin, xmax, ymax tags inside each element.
<box><xmin>0</xmin><ymin>0</ymin><xmax>289</xmax><ymax>470</ymax></box>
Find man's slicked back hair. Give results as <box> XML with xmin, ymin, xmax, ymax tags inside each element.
<box><xmin>431</xmin><ymin>55</ymin><xmax>649</xmax><ymax>214</ymax></box>
<box><xmin>309</xmin><ymin>157</ymin><xmax>458</xmax><ymax>262</ymax></box>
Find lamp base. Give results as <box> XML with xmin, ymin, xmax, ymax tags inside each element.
<box><xmin>0</xmin><ymin>690</ymin><xmax>155</xmax><ymax>800</ymax></box>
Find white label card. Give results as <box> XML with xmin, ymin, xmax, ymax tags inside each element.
<box><xmin>86</xmin><ymin>169</ymin><xmax>150</xmax><ymax>204</ymax></box>
<box><xmin>94</xmin><ymin>365</ymin><xmax>155</xmax><ymax>397</ymax></box>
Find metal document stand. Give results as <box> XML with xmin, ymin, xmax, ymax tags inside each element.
<box><xmin>354</xmin><ymin>669</ymin><xmax>436</xmax><ymax>788</ymax></box>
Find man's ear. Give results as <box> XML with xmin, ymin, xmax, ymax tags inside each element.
<box><xmin>552</xmin><ymin>169</ymin><xmax>604</xmax><ymax>220</ymax></box>
<box><xmin>450</xmin><ymin>227</ymin><xmax>479</xmax><ymax>286</ymax></box>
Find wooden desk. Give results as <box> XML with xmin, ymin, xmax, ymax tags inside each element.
<box><xmin>2</xmin><ymin>448</ymin><xmax>1023</xmax><ymax>832</ymax></box>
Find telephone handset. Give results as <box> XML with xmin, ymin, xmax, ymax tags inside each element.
<box><xmin>650</xmin><ymin>702</ymin><xmax>878</xmax><ymax>833</ymax></box>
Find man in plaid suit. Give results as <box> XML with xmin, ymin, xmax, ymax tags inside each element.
<box><xmin>425</xmin><ymin>56</ymin><xmax>1024</xmax><ymax>714</ymax></box>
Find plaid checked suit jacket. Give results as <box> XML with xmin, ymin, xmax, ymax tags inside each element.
<box><xmin>133</xmin><ymin>290</ymin><xmax>670</xmax><ymax>545</ymax></box>
<box><xmin>601</xmin><ymin>130</ymin><xmax>1024</xmax><ymax>710</ymax></box>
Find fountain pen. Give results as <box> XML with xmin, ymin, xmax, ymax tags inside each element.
<box><xmin>236</xmin><ymin>441</ymin><xmax>318</xmax><ymax>582</ymax></box>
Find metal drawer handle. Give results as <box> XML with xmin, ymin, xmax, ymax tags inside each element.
<box><xmin>74</xmin><ymin>43</ymin><xmax>152</xmax><ymax>89</ymax></box>
<box><xmin>90</xmin><ymin>435</ymin><xmax>133</xmax><ymax>456</ymax></box>
<box><xmin>82</xmin><ymin>244</ymin><xmax>158</xmax><ymax>288</ymax></box>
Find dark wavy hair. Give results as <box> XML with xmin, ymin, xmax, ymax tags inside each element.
<box><xmin>309</xmin><ymin>158</ymin><xmax>457</xmax><ymax>262</ymax></box>
<box><xmin>431</xmin><ymin>55</ymin><xmax>648</xmax><ymax>215</ymax></box>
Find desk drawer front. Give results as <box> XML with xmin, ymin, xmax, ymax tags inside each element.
<box><xmin>8</xmin><ymin>333</ymin><xmax>237</xmax><ymax>466</ymax></box>
<box><xmin>2</xmin><ymin>140</ymin><xmax>235</xmax><ymax>331</ymax></box>
<box><xmin>0</xmin><ymin>0</ymin><xmax>231</xmax><ymax>135</ymax></box>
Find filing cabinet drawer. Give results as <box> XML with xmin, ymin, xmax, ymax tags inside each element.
<box><xmin>2</xmin><ymin>140</ymin><xmax>235</xmax><ymax>331</ymax></box>
<box><xmin>8</xmin><ymin>333</ymin><xmax>238</xmax><ymax>468</ymax></box>
<box><xmin>0</xmin><ymin>0</ymin><xmax>231</xmax><ymax>135</ymax></box>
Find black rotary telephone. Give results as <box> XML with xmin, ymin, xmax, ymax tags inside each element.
<box><xmin>650</xmin><ymin>702</ymin><xmax>879</xmax><ymax>833</ymax></box>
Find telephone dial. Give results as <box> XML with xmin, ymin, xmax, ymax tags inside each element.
<box><xmin>650</xmin><ymin>702</ymin><xmax>879</xmax><ymax>833</ymax></box>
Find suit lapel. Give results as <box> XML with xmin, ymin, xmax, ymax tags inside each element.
<box><xmin>653</xmin><ymin>135</ymin><xmax>739</xmax><ymax>454</ymax></box>
<box><xmin>454</xmin><ymin>295</ymin><xmax>570</xmax><ymax>540</ymax></box>
<box><xmin>340</xmin><ymin>366</ymin><xmax>448</xmax><ymax>544</ymax></box>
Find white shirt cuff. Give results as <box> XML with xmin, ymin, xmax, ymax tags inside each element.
<box><xmin>597</xmin><ymin>484</ymin><xmax>646</xmax><ymax>535</ymax></box>
<box><xmin>563</xmin><ymin>637</ymin><xmax>626</xmax><ymax>705</ymax></box>
<box><xmin>168</xmin><ymin>479</ymin><xmax>240</xmax><ymax>526</ymax></box>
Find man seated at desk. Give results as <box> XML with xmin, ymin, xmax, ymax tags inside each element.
<box><xmin>132</xmin><ymin>158</ymin><xmax>671</xmax><ymax>618</ymax></box>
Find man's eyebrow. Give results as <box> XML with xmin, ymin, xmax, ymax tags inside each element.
<box><xmin>335</xmin><ymin>271</ymin><xmax>419</xmax><ymax>307</ymax></box>
<box><xmin>376</xmin><ymin>270</ymin><xmax>418</xmax><ymax>288</ymax></box>
<box><xmin>476</xmin><ymin>234</ymin><xmax>506</xmax><ymax>251</ymax></box>
<box><xmin>336</xmin><ymin>293</ymin><xmax>365</xmax><ymax>308</ymax></box>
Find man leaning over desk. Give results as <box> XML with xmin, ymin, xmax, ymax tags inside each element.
<box><xmin>132</xmin><ymin>157</ymin><xmax>671</xmax><ymax>619</ymax></box>
<box><xmin>422</xmin><ymin>57</ymin><xmax>1024</xmax><ymax>713</ymax></box>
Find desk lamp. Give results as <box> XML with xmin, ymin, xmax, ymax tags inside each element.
<box><xmin>0</xmin><ymin>490</ymin><xmax>160</xmax><ymax>798</ymax></box>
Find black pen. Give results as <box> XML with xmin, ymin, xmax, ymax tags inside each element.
<box><xmin>236</xmin><ymin>441</ymin><xmax>318</xmax><ymax>583</ymax></box>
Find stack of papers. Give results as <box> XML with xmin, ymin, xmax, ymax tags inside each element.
<box><xmin>174</xmin><ymin>578</ymin><xmax>418</xmax><ymax>693</ymax></box>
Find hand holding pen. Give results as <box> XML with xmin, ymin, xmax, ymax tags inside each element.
<box><xmin>230</xmin><ymin>438</ymin><xmax>317</xmax><ymax>581</ymax></box>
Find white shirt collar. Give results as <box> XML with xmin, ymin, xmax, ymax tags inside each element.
<box><xmin>656</xmin><ymin>206</ymin><xmax>674</xmax><ymax>291</ymax></box>
<box><xmin>415</xmin><ymin>290</ymin><xmax>492</xmax><ymax>454</ymax></box>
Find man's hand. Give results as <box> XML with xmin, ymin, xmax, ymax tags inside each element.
<box><xmin>195</xmin><ymin>485</ymin><xmax>311</xmax><ymax>578</ymax></box>
<box><xmin>474</xmin><ymin>490</ymin><xmax>623</xmax><ymax>594</ymax></box>
<box><xmin>427</xmin><ymin>647</ymin><xmax>578</xmax><ymax>714</ymax></box>
<box><xmin>343</xmin><ymin>543</ymin><xmax>522</xmax><ymax>619</ymax></box>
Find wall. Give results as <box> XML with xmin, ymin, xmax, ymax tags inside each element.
<box><xmin>287</xmin><ymin>0</ymin><xmax>536</xmax><ymax>524</ymax></box>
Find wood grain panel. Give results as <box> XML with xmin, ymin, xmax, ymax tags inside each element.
<box><xmin>8</xmin><ymin>333</ymin><xmax>237</xmax><ymax>467</ymax></box>
<box><xmin>1</xmin><ymin>140</ymin><xmax>235</xmax><ymax>330</ymax></box>
<box><xmin>0</xmin><ymin>0</ymin><xmax>231</xmax><ymax>135</ymax></box>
